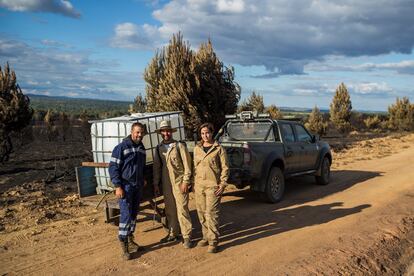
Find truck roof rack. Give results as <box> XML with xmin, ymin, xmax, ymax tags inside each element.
<box><xmin>225</xmin><ymin>111</ymin><xmax>270</xmax><ymax>121</ymax></box>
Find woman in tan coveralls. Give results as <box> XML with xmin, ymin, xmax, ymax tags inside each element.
<box><xmin>193</xmin><ymin>123</ymin><xmax>229</xmax><ymax>253</ymax></box>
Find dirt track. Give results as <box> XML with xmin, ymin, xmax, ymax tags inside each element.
<box><xmin>1</xmin><ymin>134</ymin><xmax>414</xmax><ymax>275</ymax></box>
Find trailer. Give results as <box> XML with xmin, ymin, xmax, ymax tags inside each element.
<box><xmin>75</xmin><ymin>111</ymin><xmax>187</xmax><ymax>227</ymax></box>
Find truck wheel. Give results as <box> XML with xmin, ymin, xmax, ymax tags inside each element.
<box><xmin>315</xmin><ymin>157</ymin><xmax>330</xmax><ymax>185</ymax></box>
<box><xmin>265</xmin><ymin>167</ymin><xmax>285</xmax><ymax>203</ymax></box>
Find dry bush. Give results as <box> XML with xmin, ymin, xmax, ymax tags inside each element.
<box><xmin>239</xmin><ymin>91</ymin><xmax>265</xmax><ymax>113</ymax></box>
<box><xmin>388</xmin><ymin>97</ymin><xmax>414</xmax><ymax>131</ymax></box>
<box><xmin>129</xmin><ymin>94</ymin><xmax>146</xmax><ymax>114</ymax></box>
<box><xmin>364</xmin><ymin>115</ymin><xmax>381</xmax><ymax>130</ymax></box>
<box><xmin>305</xmin><ymin>106</ymin><xmax>328</xmax><ymax>136</ymax></box>
<box><xmin>350</xmin><ymin>111</ymin><xmax>366</xmax><ymax>131</ymax></box>
<box><xmin>266</xmin><ymin>104</ymin><xmax>283</xmax><ymax>119</ymax></box>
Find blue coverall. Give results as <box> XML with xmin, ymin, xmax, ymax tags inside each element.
<box><xmin>109</xmin><ymin>135</ymin><xmax>146</xmax><ymax>242</ymax></box>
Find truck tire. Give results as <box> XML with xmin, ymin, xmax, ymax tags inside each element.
<box><xmin>265</xmin><ymin>167</ymin><xmax>285</xmax><ymax>203</ymax></box>
<box><xmin>315</xmin><ymin>156</ymin><xmax>330</xmax><ymax>185</ymax></box>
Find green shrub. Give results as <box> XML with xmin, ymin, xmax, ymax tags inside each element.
<box><xmin>330</xmin><ymin>82</ymin><xmax>352</xmax><ymax>134</ymax></box>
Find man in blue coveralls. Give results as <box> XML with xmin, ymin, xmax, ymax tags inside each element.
<box><xmin>109</xmin><ymin>122</ymin><xmax>146</xmax><ymax>260</ymax></box>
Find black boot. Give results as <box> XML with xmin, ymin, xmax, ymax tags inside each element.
<box><xmin>128</xmin><ymin>235</ymin><xmax>142</xmax><ymax>253</ymax></box>
<box><xmin>120</xmin><ymin>240</ymin><xmax>131</xmax><ymax>260</ymax></box>
<box><xmin>160</xmin><ymin>234</ymin><xmax>179</xmax><ymax>243</ymax></box>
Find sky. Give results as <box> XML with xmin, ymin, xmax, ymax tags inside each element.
<box><xmin>1</xmin><ymin>0</ymin><xmax>414</xmax><ymax>111</ymax></box>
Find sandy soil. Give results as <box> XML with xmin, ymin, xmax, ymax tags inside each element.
<box><xmin>1</xmin><ymin>133</ymin><xmax>414</xmax><ymax>275</ymax></box>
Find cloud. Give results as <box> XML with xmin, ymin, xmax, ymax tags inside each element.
<box><xmin>271</xmin><ymin>81</ymin><xmax>395</xmax><ymax>99</ymax></box>
<box><xmin>360</xmin><ymin>61</ymin><xmax>414</xmax><ymax>75</ymax></box>
<box><xmin>348</xmin><ymin>82</ymin><xmax>395</xmax><ymax>97</ymax></box>
<box><xmin>110</xmin><ymin>23</ymin><xmax>160</xmax><ymax>50</ymax></box>
<box><xmin>0</xmin><ymin>39</ymin><xmax>142</xmax><ymax>100</ymax></box>
<box><xmin>118</xmin><ymin>0</ymin><xmax>414</xmax><ymax>77</ymax></box>
<box><xmin>289</xmin><ymin>83</ymin><xmax>333</xmax><ymax>97</ymax></box>
<box><xmin>251</xmin><ymin>61</ymin><xmax>307</xmax><ymax>78</ymax></box>
<box><xmin>216</xmin><ymin>0</ymin><xmax>245</xmax><ymax>13</ymax></box>
<box><xmin>0</xmin><ymin>0</ymin><xmax>80</xmax><ymax>18</ymax></box>
<box><xmin>41</xmin><ymin>39</ymin><xmax>72</xmax><ymax>48</ymax></box>
<box><xmin>307</xmin><ymin>59</ymin><xmax>414</xmax><ymax>75</ymax></box>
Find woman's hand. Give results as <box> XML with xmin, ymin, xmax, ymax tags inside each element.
<box><xmin>180</xmin><ymin>183</ymin><xmax>189</xmax><ymax>194</ymax></box>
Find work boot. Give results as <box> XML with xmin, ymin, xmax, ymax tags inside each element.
<box><xmin>197</xmin><ymin>239</ymin><xmax>208</xmax><ymax>247</ymax></box>
<box><xmin>128</xmin><ymin>235</ymin><xmax>142</xmax><ymax>253</ymax></box>
<box><xmin>120</xmin><ymin>240</ymin><xmax>131</xmax><ymax>260</ymax></box>
<box><xmin>207</xmin><ymin>244</ymin><xmax>218</xmax><ymax>253</ymax></box>
<box><xmin>183</xmin><ymin>238</ymin><xmax>192</xmax><ymax>249</ymax></box>
<box><xmin>160</xmin><ymin>234</ymin><xmax>179</xmax><ymax>243</ymax></box>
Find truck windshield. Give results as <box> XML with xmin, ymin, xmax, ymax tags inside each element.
<box><xmin>224</xmin><ymin>121</ymin><xmax>273</xmax><ymax>141</ymax></box>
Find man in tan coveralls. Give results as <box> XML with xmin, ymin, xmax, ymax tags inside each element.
<box><xmin>153</xmin><ymin>120</ymin><xmax>193</xmax><ymax>248</ymax></box>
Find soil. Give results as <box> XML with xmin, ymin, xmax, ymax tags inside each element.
<box><xmin>0</xmin><ymin>132</ymin><xmax>413</xmax><ymax>275</ymax></box>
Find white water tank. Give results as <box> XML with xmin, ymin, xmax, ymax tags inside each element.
<box><xmin>89</xmin><ymin>111</ymin><xmax>185</xmax><ymax>192</ymax></box>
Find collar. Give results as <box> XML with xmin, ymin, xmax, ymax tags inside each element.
<box><xmin>162</xmin><ymin>139</ymin><xmax>176</xmax><ymax>146</ymax></box>
<box><xmin>125</xmin><ymin>135</ymin><xmax>143</xmax><ymax>147</ymax></box>
<box><xmin>196</xmin><ymin>141</ymin><xmax>219</xmax><ymax>149</ymax></box>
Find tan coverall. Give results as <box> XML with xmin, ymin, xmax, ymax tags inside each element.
<box><xmin>193</xmin><ymin>141</ymin><xmax>229</xmax><ymax>246</ymax></box>
<box><xmin>153</xmin><ymin>141</ymin><xmax>193</xmax><ymax>239</ymax></box>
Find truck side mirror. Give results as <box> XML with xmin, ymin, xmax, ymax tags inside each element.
<box><xmin>311</xmin><ymin>134</ymin><xmax>319</xmax><ymax>143</ymax></box>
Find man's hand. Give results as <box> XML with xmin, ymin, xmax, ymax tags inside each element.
<box><xmin>115</xmin><ymin>187</ymin><xmax>124</xmax><ymax>199</ymax></box>
<box><xmin>180</xmin><ymin>183</ymin><xmax>189</xmax><ymax>194</ymax></box>
<box><xmin>214</xmin><ymin>185</ymin><xmax>225</xmax><ymax>197</ymax></box>
<box><xmin>153</xmin><ymin>185</ymin><xmax>160</xmax><ymax>196</ymax></box>
<box><xmin>144</xmin><ymin>179</ymin><xmax>148</xmax><ymax>187</ymax></box>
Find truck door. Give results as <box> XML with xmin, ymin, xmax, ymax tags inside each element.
<box><xmin>279</xmin><ymin>123</ymin><xmax>300</xmax><ymax>172</ymax></box>
<box><xmin>292</xmin><ymin>124</ymin><xmax>319</xmax><ymax>170</ymax></box>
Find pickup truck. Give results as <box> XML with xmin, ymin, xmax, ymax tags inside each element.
<box><xmin>217</xmin><ymin>111</ymin><xmax>332</xmax><ymax>203</ymax></box>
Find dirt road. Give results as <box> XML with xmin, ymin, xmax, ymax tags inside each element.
<box><xmin>1</xmin><ymin>135</ymin><xmax>414</xmax><ymax>275</ymax></box>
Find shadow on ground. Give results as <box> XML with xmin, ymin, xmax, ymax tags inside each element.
<box><xmin>192</xmin><ymin>169</ymin><xmax>380</xmax><ymax>251</ymax></box>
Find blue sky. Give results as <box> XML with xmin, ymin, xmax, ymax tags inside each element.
<box><xmin>1</xmin><ymin>0</ymin><xmax>414</xmax><ymax>111</ymax></box>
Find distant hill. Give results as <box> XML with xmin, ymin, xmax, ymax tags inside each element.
<box><xmin>28</xmin><ymin>94</ymin><xmax>131</xmax><ymax>115</ymax></box>
<box><xmin>279</xmin><ymin>106</ymin><xmax>386</xmax><ymax>115</ymax></box>
<box><xmin>27</xmin><ymin>94</ymin><xmax>386</xmax><ymax>116</ymax></box>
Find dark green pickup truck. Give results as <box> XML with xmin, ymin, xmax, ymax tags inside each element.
<box><xmin>217</xmin><ymin>111</ymin><xmax>332</xmax><ymax>203</ymax></box>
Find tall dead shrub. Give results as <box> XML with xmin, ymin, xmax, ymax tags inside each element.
<box><xmin>0</xmin><ymin>63</ymin><xmax>33</xmax><ymax>162</ymax></box>
<box><xmin>145</xmin><ymin>33</ymin><xmax>240</xmax><ymax>137</ymax></box>
<box><xmin>59</xmin><ymin>111</ymin><xmax>71</xmax><ymax>141</ymax></box>
<box><xmin>44</xmin><ymin>109</ymin><xmax>59</xmax><ymax>141</ymax></box>
<box><xmin>79</xmin><ymin>111</ymin><xmax>91</xmax><ymax>141</ymax></box>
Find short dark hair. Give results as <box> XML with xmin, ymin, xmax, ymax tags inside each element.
<box><xmin>199</xmin><ymin>122</ymin><xmax>214</xmax><ymax>135</ymax></box>
<box><xmin>131</xmin><ymin>122</ymin><xmax>146</xmax><ymax>133</ymax></box>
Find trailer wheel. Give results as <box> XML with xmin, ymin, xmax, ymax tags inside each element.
<box><xmin>264</xmin><ymin>167</ymin><xmax>285</xmax><ymax>203</ymax></box>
